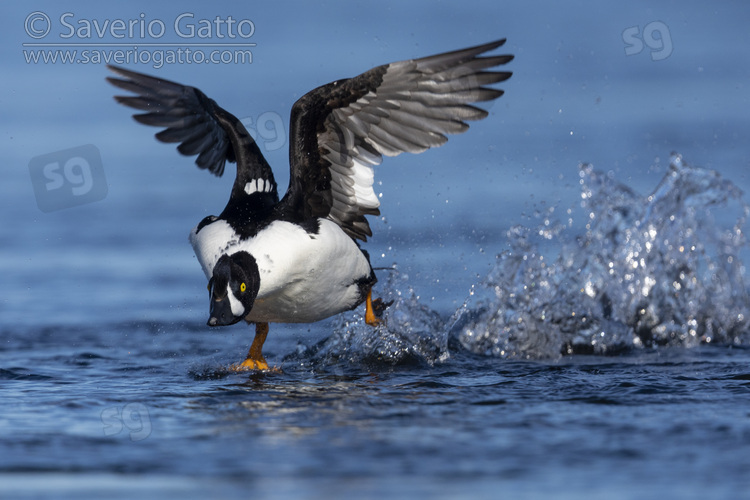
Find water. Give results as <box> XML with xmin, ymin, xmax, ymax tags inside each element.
<box><xmin>453</xmin><ymin>155</ymin><xmax>750</xmax><ymax>359</ymax></box>
<box><xmin>4</xmin><ymin>157</ymin><xmax>750</xmax><ymax>499</ymax></box>
<box><xmin>3</xmin><ymin>327</ymin><xmax>750</xmax><ymax>499</ymax></box>
<box><xmin>4</xmin><ymin>1</ymin><xmax>750</xmax><ymax>498</ymax></box>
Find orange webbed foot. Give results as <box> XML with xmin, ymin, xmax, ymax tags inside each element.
<box><xmin>228</xmin><ymin>322</ymin><xmax>281</xmax><ymax>372</ymax></box>
<box><xmin>365</xmin><ymin>289</ymin><xmax>392</xmax><ymax>326</ymax></box>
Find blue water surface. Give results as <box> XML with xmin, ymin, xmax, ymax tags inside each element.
<box><xmin>2</xmin><ymin>1</ymin><xmax>750</xmax><ymax>499</ymax></box>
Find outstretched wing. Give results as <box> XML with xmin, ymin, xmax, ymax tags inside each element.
<box><xmin>107</xmin><ymin>66</ymin><xmax>277</xmax><ymax>202</ymax></box>
<box><xmin>280</xmin><ymin>38</ymin><xmax>513</xmax><ymax>240</ymax></box>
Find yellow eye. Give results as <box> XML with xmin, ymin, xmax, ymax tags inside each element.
<box><xmin>240</xmin><ymin>282</ymin><xmax>246</xmax><ymax>292</ymax></box>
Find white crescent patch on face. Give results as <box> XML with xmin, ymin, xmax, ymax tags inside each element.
<box><xmin>227</xmin><ymin>286</ymin><xmax>245</xmax><ymax>318</ymax></box>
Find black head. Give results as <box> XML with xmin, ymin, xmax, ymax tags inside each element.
<box><xmin>207</xmin><ymin>251</ymin><xmax>260</xmax><ymax>327</ymax></box>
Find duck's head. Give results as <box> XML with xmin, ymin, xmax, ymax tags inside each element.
<box><xmin>206</xmin><ymin>251</ymin><xmax>260</xmax><ymax>327</ymax></box>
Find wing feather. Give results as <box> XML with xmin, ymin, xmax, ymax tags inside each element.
<box><xmin>281</xmin><ymin>38</ymin><xmax>513</xmax><ymax>240</ymax></box>
<box><xmin>108</xmin><ymin>65</ymin><xmax>234</xmax><ymax>176</ymax></box>
<box><xmin>107</xmin><ymin>65</ymin><xmax>279</xmax><ymax>210</ymax></box>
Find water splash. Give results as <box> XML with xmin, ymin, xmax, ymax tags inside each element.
<box><xmin>292</xmin><ymin>154</ymin><xmax>750</xmax><ymax>364</ymax></box>
<box><xmin>290</xmin><ymin>270</ymin><xmax>450</xmax><ymax>368</ymax></box>
<box><xmin>451</xmin><ymin>153</ymin><xmax>750</xmax><ymax>358</ymax></box>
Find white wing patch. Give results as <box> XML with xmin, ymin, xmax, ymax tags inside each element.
<box><xmin>321</xmin><ymin>113</ymin><xmax>382</xmax><ymax>230</ymax></box>
<box><xmin>244</xmin><ymin>178</ymin><xmax>273</xmax><ymax>195</ymax></box>
<box><xmin>319</xmin><ymin>55</ymin><xmax>507</xmax><ymax>238</ymax></box>
<box><xmin>292</xmin><ymin>38</ymin><xmax>512</xmax><ymax>240</ymax></box>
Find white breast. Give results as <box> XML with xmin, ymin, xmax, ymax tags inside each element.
<box><xmin>189</xmin><ymin>219</ymin><xmax>239</xmax><ymax>280</ymax></box>
<box><xmin>189</xmin><ymin>218</ymin><xmax>372</xmax><ymax>323</ymax></box>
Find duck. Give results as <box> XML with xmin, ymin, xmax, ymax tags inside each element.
<box><xmin>107</xmin><ymin>38</ymin><xmax>513</xmax><ymax>370</ymax></box>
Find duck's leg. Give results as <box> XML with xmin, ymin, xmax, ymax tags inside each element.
<box><xmin>233</xmin><ymin>322</ymin><xmax>270</xmax><ymax>370</ymax></box>
<box><xmin>365</xmin><ymin>288</ymin><xmax>383</xmax><ymax>326</ymax></box>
